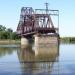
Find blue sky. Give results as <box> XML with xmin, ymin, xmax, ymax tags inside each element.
<box><xmin>0</xmin><ymin>0</ymin><xmax>75</xmax><ymax>37</ymax></box>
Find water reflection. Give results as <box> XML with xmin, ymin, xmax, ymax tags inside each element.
<box><xmin>0</xmin><ymin>47</ymin><xmax>18</xmax><ymax>57</ymax></box>
<box><xmin>17</xmin><ymin>43</ymin><xmax>59</xmax><ymax>75</ymax></box>
<box><xmin>34</xmin><ymin>43</ymin><xmax>59</xmax><ymax>62</ymax></box>
<box><xmin>18</xmin><ymin>45</ymin><xmax>35</xmax><ymax>62</ymax></box>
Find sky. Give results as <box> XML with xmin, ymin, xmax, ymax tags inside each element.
<box><xmin>0</xmin><ymin>0</ymin><xmax>75</xmax><ymax>37</ymax></box>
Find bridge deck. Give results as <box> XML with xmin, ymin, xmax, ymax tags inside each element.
<box><xmin>17</xmin><ymin>27</ymin><xmax>58</xmax><ymax>36</ymax></box>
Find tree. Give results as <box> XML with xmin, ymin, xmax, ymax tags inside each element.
<box><xmin>6</xmin><ymin>28</ymin><xmax>13</xmax><ymax>33</ymax></box>
<box><xmin>0</xmin><ymin>31</ymin><xmax>10</xmax><ymax>39</ymax></box>
<box><xmin>0</xmin><ymin>25</ymin><xmax>6</xmax><ymax>31</ymax></box>
<box><xmin>0</xmin><ymin>25</ymin><xmax>19</xmax><ymax>40</ymax></box>
<box><xmin>12</xmin><ymin>32</ymin><xmax>20</xmax><ymax>40</ymax></box>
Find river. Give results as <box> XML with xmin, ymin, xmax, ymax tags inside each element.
<box><xmin>0</xmin><ymin>43</ymin><xmax>75</xmax><ymax>75</ymax></box>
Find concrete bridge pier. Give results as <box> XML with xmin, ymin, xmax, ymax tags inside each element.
<box><xmin>21</xmin><ymin>36</ymin><xmax>30</xmax><ymax>48</ymax></box>
<box><xmin>34</xmin><ymin>34</ymin><xmax>59</xmax><ymax>46</ymax></box>
<box><xmin>34</xmin><ymin>34</ymin><xmax>59</xmax><ymax>55</ymax></box>
<box><xmin>34</xmin><ymin>34</ymin><xmax>59</xmax><ymax>59</ymax></box>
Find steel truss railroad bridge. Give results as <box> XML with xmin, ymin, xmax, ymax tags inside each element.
<box><xmin>17</xmin><ymin>3</ymin><xmax>59</xmax><ymax>37</ymax></box>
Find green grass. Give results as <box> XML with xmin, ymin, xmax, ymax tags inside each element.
<box><xmin>0</xmin><ymin>39</ymin><xmax>21</xmax><ymax>45</ymax></box>
<box><xmin>60</xmin><ymin>37</ymin><xmax>75</xmax><ymax>43</ymax></box>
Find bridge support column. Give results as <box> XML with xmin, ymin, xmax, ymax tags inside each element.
<box><xmin>34</xmin><ymin>34</ymin><xmax>59</xmax><ymax>46</ymax></box>
<box><xmin>34</xmin><ymin>34</ymin><xmax>59</xmax><ymax>55</ymax></box>
<box><xmin>21</xmin><ymin>37</ymin><xmax>29</xmax><ymax>47</ymax></box>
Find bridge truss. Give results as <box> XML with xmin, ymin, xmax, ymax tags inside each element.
<box><xmin>17</xmin><ymin>3</ymin><xmax>59</xmax><ymax>37</ymax></box>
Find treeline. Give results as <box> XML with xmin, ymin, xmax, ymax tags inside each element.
<box><xmin>60</xmin><ymin>37</ymin><xmax>75</xmax><ymax>43</ymax></box>
<box><xmin>0</xmin><ymin>25</ymin><xmax>20</xmax><ymax>40</ymax></box>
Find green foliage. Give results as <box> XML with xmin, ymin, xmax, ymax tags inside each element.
<box><xmin>60</xmin><ymin>37</ymin><xmax>75</xmax><ymax>43</ymax></box>
<box><xmin>0</xmin><ymin>25</ymin><xmax>6</xmax><ymax>31</ymax></box>
<box><xmin>12</xmin><ymin>32</ymin><xmax>20</xmax><ymax>40</ymax></box>
<box><xmin>6</xmin><ymin>28</ymin><xmax>13</xmax><ymax>33</ymax></box>
<box><xmin>0</xmin><ymin>25</ymin><xmax>19</xmax><ymax>40</ymax></box>
<box><xmin>0</xmin><ymin>31</ymin><xmax>10</xmax><ymax>39</ymax></box>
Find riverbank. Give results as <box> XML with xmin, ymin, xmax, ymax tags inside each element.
<box><xmin>0</xmin><ymin>37</ymin><xmax>75</xmax><ymax>45</ymax></box>
<box><xmin>60</xmin><ymin>37</ymin><xmax>75</xmax><ymax>43</ymax></box>
<box><xmin>0</xmin><ymin>40</ymin><xmax>20</xmax><ymax>45</ymax></box>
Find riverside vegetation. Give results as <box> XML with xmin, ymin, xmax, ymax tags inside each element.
<box><xmin>60</xmin><ymin>37</ymin><xmax>75</xmax><ymax>43</ymax></box>
<box><xmin>0</xmin><ymin>25</ymin><xmax>20</xmax><ymax>44</ymax></box>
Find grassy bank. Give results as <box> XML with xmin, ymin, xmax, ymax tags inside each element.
<box><xmin>60</xmin><ymin>37</ymin><xmax>75</xmax><ymax>43</ymax></box>
<box><xmin>0</xmin><ymin>40</ymin><xmax>21</xmax><ymax>45</ymax></box>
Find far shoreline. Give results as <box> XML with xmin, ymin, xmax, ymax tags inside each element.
<box><xmin>0</xmin><ymin>37</ymin><xmax>75</xmax><ymax>45</ymax></box>
<box><xmin>0</xmin><ymin>40</ymin><xmax>20</xmax><ymax>45</ymax></box>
